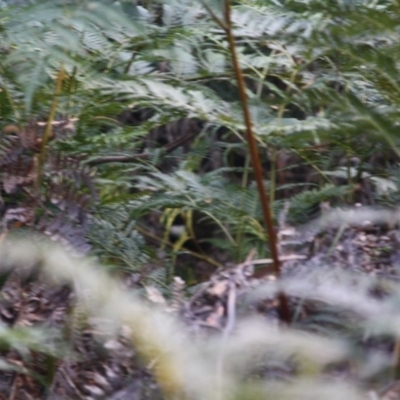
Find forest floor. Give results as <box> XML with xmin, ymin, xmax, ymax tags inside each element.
<box><xmin>1</xmin><ymin>211</ymin><xmax>400</xmax><ymax>399</ymax></box>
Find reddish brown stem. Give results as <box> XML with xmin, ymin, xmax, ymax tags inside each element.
<box><xmin>204</xmin><ymin>1</ymin><xmax>291</xmax><ymax>323</ymax></box>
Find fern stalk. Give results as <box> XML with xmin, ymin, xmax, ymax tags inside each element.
<box><xmin>202</xmin><ymin>0</ymin><xmax>290</xmax><ymax>323</ymax></box>
<box><xmin>35</xmin><ymin>66</ymin><xmax>65</xmax><ymax>192</ymax></box>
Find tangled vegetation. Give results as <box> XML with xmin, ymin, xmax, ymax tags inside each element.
<box><xmin>1</xmin><ymin>0</ymin><xmax>400</xmax><ymax>398</ymax></box>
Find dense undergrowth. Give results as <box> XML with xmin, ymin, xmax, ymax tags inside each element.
<box><xmin>1</xmin><ymin>0</ymin><xmax>400</xmax><ymax>398</ymax></box>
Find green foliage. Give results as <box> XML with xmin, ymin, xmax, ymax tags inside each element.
<box><xmin>88</xmin><ymin>205</ymin><xmax>150</xmax><ymax>272</ymax></box>
<box><xmin>2</xmin><ymin>0</ymin><xmax>400</xmax><ymax>398</ymax></box>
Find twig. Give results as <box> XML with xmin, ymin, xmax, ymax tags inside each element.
<box><xmin>241</xmin><ymin>254</ymin><xmax>307</xmax><ymax>269</ymax></box>
<box><xmin>59</xmin><ymin>365</ymin><xmax>87</xmax><ymax>400</ymax></box>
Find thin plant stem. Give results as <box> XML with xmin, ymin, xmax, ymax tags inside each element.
<box><xmin>135</xmin><ymin>224</ymin><xmax>223</xmax><ymax>269</ymax></box>
<box><xmin>203</xmin><ymin>0</ymin><xmax>291</xmax><ymax>324</ymax></box>
<box><xmin>235</xmin><ymin>153</ymin><xmax>251</xmax><ymax>262</ymax></box>
<box><xmin>35</xmin><ymin>66</ymin><xmax>65</xmax><ymax>193</ymax></box>
<box><xmin>236</xmin><ymin>53</ymin><xmax>276</xmax><ymax>261</ymax></box>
